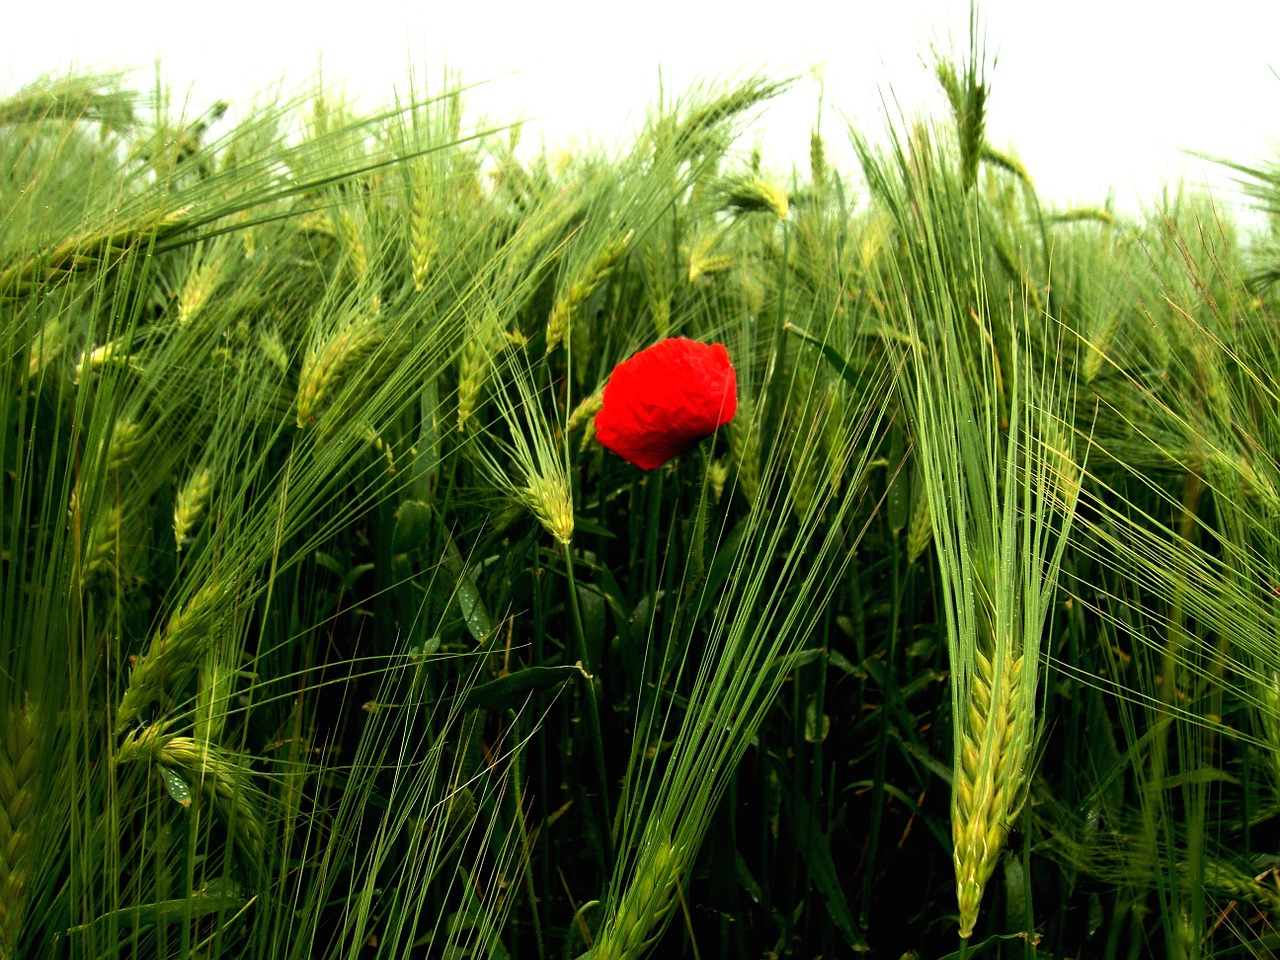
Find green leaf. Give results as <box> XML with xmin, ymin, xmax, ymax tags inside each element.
<box><xmin>792</xmin><ymin>790</ymin><xmax>866</xmax><ymax>950</ymax></box>
<box><xmin>443</xmin><ymin>534</ymin><xmax>492</xmax><ymax>641</ymax></box>
<box><xmin>461</xmin><ymin>664</ymin><xmax>582</xmax><ymax>712</ymax></box>
<box><xmin>392</xmin><ymin>498</ymin><xmax>433</xmax><ymax>554</ymax></box>
<box><xmin>159</xmin><ymin>766</ymin><xmax>192</xmax><ymax>807</ymax></box>
<box><xmin>783</xmin><ymin>321</ymin><xmax>864</xmax><ymax>389</ymax></box>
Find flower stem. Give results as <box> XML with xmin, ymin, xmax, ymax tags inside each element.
<box><xmin>562</xmin><ymin>542</ymin><xmax>615</xmax><ymax>871</ymax></box>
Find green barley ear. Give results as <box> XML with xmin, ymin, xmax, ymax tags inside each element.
<box><xmin>457</xmin><ymin>315</ymin><xmax>505</xmax><ymax>433</ymax></box>
<box><xmin>1193</xmin><ymin>858</ymin><xmax>1280</xmax><ymax>918</ymax></box>
<box><xmin>546</xmin><ymin>229</ymin><xmax>632</xmax><ymax>355</ymax></box>
<box><xmin>105</xmin><ymin>415</ymin><xmax>146</xmax><ymax>473</ymax></box>
<box><xmin>687</xmin><ymin>232</ymin><xmax>733</xmax><ymax>283</ymax></box>
<box><xmin>26</xmin><ymin>317</ymin><xmax>68</xmax><ymax>381</ymax></box>
<box><xmin>173</xmin><ymin>467</ymin><xmax>214</xmax><ymax>554</ymax></box>
<box><xmin>82</xmin><ymin>503</ymin><xmax>126</xmax><ymax>582</ymax></box>
<box><xmin>73</xmin><ymin>336</ymin><xmax>143</xmax><ymax>384</ymax></box>
<box><xmin>0</xmin><ymin>206</ymin><xmax>189</xmax><ymax>296</ymax></box>
<box><xmin>953</xmin><ymin>634</ymin><xmax>1027</xmax><ymax>937</ymax></box>
<box><xmin>194</xmin><ymin>650</ymin><xmax>239</xmax><ymax>745</ymax></box>
<box><xmin>719</xmin><ymin>175</ymin><xmax>790</xmax><ymax>221</ymax></box>
<box><xmin>664</xmin><ymin>77</ymin><xmax>788</xmax><ymax>160</ymax></box>
<box><xmin>0</xmin><ymin>699</ymin><xmax>37</xmax><ymax>960</ymax></box>
<box><xmin>810</xmin><ymin>128</ymin><xmax>827</xmax><ymax>192</ymax></box>
<box><xmin>176</xmin><ymin>240</ymin><xmax>230</xmax><ymax>326</ymax></box>
<box><xmin>520</xmin><ymin>473</ymin><xmax>575</xmax><ymax>547</ymax></box>
<box><xmin>295</xmin><ymin>311</ymin><xmax>384</xmax><ymax>428</ymax></box>
<box><xmin>567</xmin><ymin>386</ymin><xmax>605</xmax><ymax>453</ymax></box>
<box><xmin>333</xmin><ymin>202</ymin><xmax>370</xmax><ymax>284</ymax></box>
<box><xmin>567</xmin><ymin>387</ymin><xmax>604</xmax><ymax>436</ymax></box>
<box><xmin>906</xmin><ymin>462</ymin><xmax>934</xmax><ymax>564</ymax></box>
<box><xmin>1040</xmin><ymin>415</ymin><xmax>1084</xmax><ymax>515</ymax></box>
<box><xmin>589</xmin><ymin>837</ymin><xmax>683</xmax><ymax>960</ymax></box>
<box><xmin>115</xmin><ymin>725</ymin><xmax>265</xmax><ymax>875</ymax></box>
<box><xmin>934</xmin><ymin>25</ymin><xmax>987</xmax><ymax>193</ymax></box>
<box><xmin>469</xmin><ymin>331</ymin><xmax>574</xmax><ymax>545</ymax></box>
<box><xmin>116</xmin><ymin>578</ymin><xmax>245</xmax><ymax>733</ymax></box>
<box><xmin>728</xmin><ymin>395</ymin><xmax>761</xmax><ymax>508</ymax></box>
<box><xmin>641</xmin><ymin>236</ymin><xmax>673</xmax><ymax>337</ymax></box>
<box><xmin>257</xmin><ymin>325</ymin><xmax>290</xmax><ymax>376</ymax></box>
<box><xmin>408</xmin><ymin>162</ymin><xmax>438</xmax><ymax>291</ymax></box>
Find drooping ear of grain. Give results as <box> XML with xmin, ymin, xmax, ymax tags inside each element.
<box><xmin>295</xmin><ymin>313</ymin><xmax>385</xmax><ymax>428</ymax></box>
<box><xmin>115</xmin><ymin>725</ymin><xmax>266</xmax><ymax>878</ymax></box>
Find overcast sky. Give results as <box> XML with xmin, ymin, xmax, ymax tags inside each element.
<box><xmin>4</xmin><ymin>0</ymin><xmax>1278</xmax><ymax>215</ymax></box>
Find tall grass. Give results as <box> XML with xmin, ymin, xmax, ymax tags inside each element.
<box><xmin>6</xmin><ymin>30</ymin><xmax>1280</xmax><ymax>960</ymax></box>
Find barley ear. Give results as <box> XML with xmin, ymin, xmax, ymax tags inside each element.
<box><xmin>116</xmin><ymin>725</ymin><xmax>266</xmax><ymax>877</ymax></box>
<box><xmin>592</xmin><ymin>838</ymin><xmax>683</xmax><ymax>960</ymax></box>
<box><xmin>116</xmin><ymin>579</ymin><xmax>240</xmax><ymax>733</ymax></box>
<box><xmin>176</xmin><ymin>243</ymin><xmax>228</xmax><ymax>326</ymax></box>
<box><xmin>106</xmin><ymin>416</ymin><xmax>146</xmax><ymax>473</ymax></box>
<box><xmin>687</xmin><ymin>232</ymin><xmax>733</xmax><ymax>283</ymax></box>
<box><xmin>720</xmin><ymin>176</ymin><xmax>790</xmax><ymax>221</ymax></box>
<box><xmin>26</xmin><ymin>318</ymin><xmax>68</xmax><ymax>381</ymax></box>
<box><xmin>810</xmin><ymin>128</ymin><xmax>827</xmax><ymax>192</ymax></box>
<box><xmin>295</xmin><ymin>315</ymin><xmax>384</xmax><ymax>428</ymax></box>
<box><xmin>546</xmin><ymin>230</ymin><xmax>632</xmax><ymax>355</ymax></box>
<box><xmin>906</xmin><ymin>477</ymin><xmax>934</xmax><ymax>564</ymax></box>
<box><xmin>174</xmin><ymin>467</ymin><xmax>214</xmax><ymax>553</ymax></box>
<box><xmin>952</xmin><ymin>645</ymin><xmax>1027</xmax><ymax>938</ymax></box>
<box><xmin>0</xmin><ymin>699</ymin><xmax>37</xmax><ymax>960</ymax></box>
<box><xmin>521</xmin><ymin>474</ymin><xmax>574</xmax><ymax>546</ymax></box>
<box><xmin>728</xmin><ymin>396</ymin><xmax>760</xmax><ymax>508</ymax></box>
<box><xmin>409</xmin><ymin>164</ymin><xmax>437</xmax><ymax>291</ymax></box>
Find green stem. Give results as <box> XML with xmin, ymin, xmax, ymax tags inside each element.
<box><xmin>507</xmin><ymin>709</ymin><xmax>545</xmax><ymax>959</ymax></box>
<box><xmin>562</xmin><ymin>542</ymin><xmax>615</xmax><ymax>871</ymax></box>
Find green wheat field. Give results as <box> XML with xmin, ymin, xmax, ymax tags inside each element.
<box><xmin>6</xmin><ymin>29</ymin><xmax>1280</xmax><ymax>960</ymax></box>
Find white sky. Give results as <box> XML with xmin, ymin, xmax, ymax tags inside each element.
<box><xmin>4</xmin><ymin>0</ymin><xmax>1279</xmax><ymax>216</ymax></box>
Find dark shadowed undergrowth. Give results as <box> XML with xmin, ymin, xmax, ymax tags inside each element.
<box><xmin>6</xmin><ymin>33</ymin><xmax>1280</xmax><ymax>960</ymax></box>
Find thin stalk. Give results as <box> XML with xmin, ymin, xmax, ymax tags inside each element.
<box><xmin>562</xmin><ymin>542</ymin><xmax>615</xmax><ymax>871</ymax></box>
<box><xmin>508</xmin><ymin>709</ymin><xmax>546</xmax><ymax>959</ymax></box>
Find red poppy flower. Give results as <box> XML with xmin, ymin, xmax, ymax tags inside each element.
<box><xmin>595</xmin><ymin>337</ymin><xmax>737</xmax><ymax>470</ymax></box>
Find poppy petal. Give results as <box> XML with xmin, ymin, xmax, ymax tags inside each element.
<box><xmin>595</xmin><ymin>338</ymin><xmax>737</xmax><ymax>470</ymax></box>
